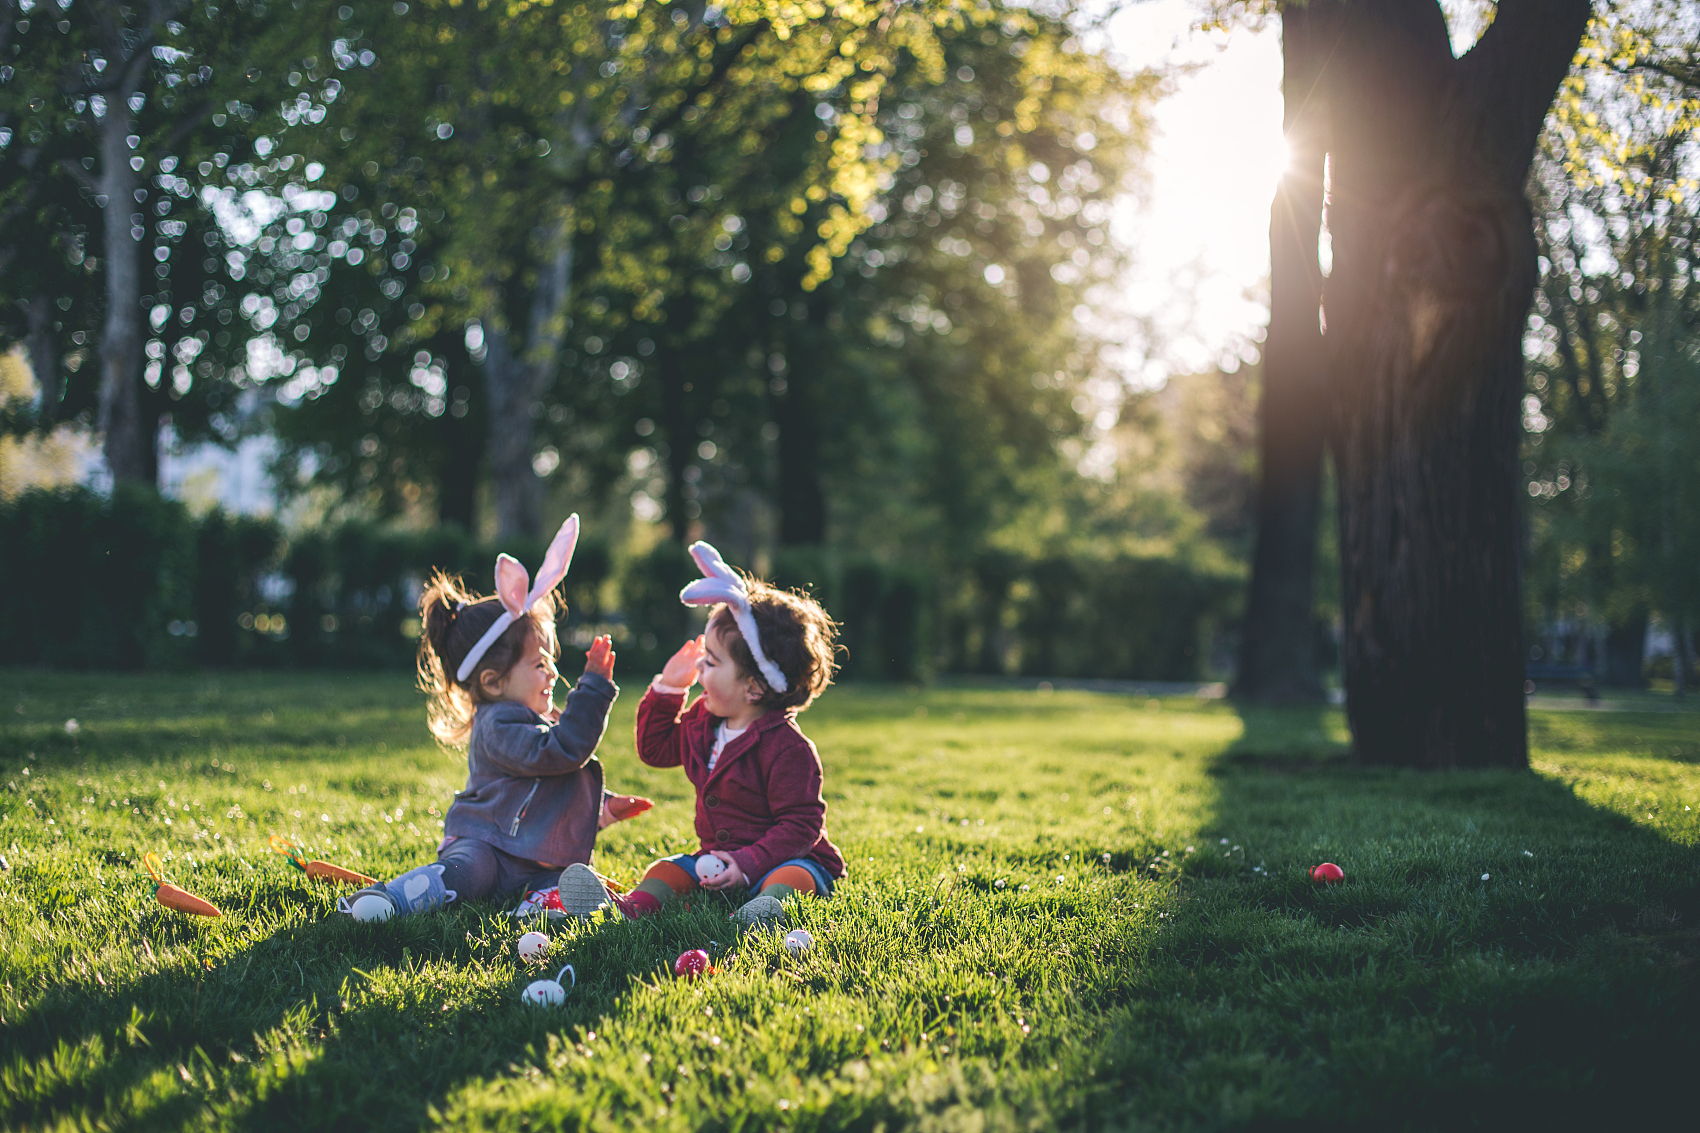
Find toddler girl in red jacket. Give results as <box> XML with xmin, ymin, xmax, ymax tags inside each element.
<box><xmin>614</xmin><ymin>542</ymin><xmax>844</xmax><ymax>928</ymax></box>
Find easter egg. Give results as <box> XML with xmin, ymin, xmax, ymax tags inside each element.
<box><xmin>517</xmin><ymin>931</ymin><xmax>550</xmax><ymax>962</ymax></box>
<box><xmin>521</xmin><ymin>964</ymin><xmax>576</xmax><ymax>1006</ymax></box>
<box><xmin>674</xmin><ymin>948</ymin><xmax>710</xmax><ymax>978</ymax></box>
<box><xmin>784</xmin><ymin>929</ymin><xmax>813</xmax><ymax>953</ymax></box>
<box><xmin>1310</xmin><ymin>862</ymin><xmax>1345</xmax><ymax>884</ymax></box>
<box><xmin>694</xmin><ymin>855</ymin><xmax>728</xmax><ymax>884</ymax></box>
<box><xmin>349</xmin><ymin>893</ymin><xmax>394</xmax><ymax>923</ymax></box>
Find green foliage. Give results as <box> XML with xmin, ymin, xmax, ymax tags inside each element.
<box><xmin>1524</xmin><ymin>32</ymin><xmax>1700</xmax><ymax>662</ymax></box>
<box><xmin>1</xmin><ymin>673</ymin><xmax>1697</xmax><ymax>1129</ymax></box>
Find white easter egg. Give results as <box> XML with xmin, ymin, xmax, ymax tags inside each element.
<box><xmin>784</xmin><ymin>928</ymin><xmax>813</xmax><ymax>953</ymax></box>
<box><xmin>522</xmin><ymin>979</ymin><xmax>565</xmax><ymax>1006</ymax></box>
<box><xmin>517</xmin><ymin>931</ymin><xmax>550</xmax><ymax>962</ymax></box>
<box><xmin>350</xmin><ymin>893</ymin><xmax>394</xmax><ymax>923</ymax></box>
<box><xmin>695</xmin><ymin>855</ymin><xmax>728</xmax><ymax>883</ymax></box>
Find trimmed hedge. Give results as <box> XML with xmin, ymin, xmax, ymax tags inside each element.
<box><xmin>0</xmin><ymin>488</ymin><xmax>610</xmax><ymax>672</ymax></box>
<box><xmin>2</xmin><ymin>488</ymin><xmax>1237</xmax><ymax>681</ymax></box>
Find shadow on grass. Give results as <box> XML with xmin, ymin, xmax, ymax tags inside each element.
<box><xmin>0</xmin><ymin>893</ymin><xmax>748</xmax><ymax>1133</ymax></box>
<box><xmin>1130</xmin><ymin>701</ymin><xmax>1700</xmax><ymax>1127</ymax></box>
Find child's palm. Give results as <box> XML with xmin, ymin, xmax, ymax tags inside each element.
<box><xmin>661</xmin><ymin>636</ymin><xmax>705</xmax><ymax>688</ymax></box>
<box><xmin>583</xmin><ymin>635</ymin><xmax>615</xmax><ymax>680</ymax></box>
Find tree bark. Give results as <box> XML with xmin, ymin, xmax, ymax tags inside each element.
<box><xmin>1327</xmin><ymin>0</ymin><xmax>1589</xmax><ymax>769</ymax></box>
<box><xmin>1234</xmin><ymin>4</ymin><xmax>1336</xmax><ymax>704</ymax></box>
<box><xmin>772</xmin><ymin>292</ymin><xmax>828</xmax><ymax>546</ymax></box>
<box><xmin>96</xmin><ymin>100</ymin><xmax>155</xmax><ymax>484</ymax></box>
<box><xmin>480</xmin><ymin>216</ymin><xmax>572</xmax><ymax>539</ymax></box>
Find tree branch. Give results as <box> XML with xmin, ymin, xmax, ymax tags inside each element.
<box><xmin>1458</xmin><ymin>0</ymin><xmax>1592</xmax><ymax>184</ymax></box>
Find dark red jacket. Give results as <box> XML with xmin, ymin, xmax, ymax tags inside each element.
<box><xmin>635</xmin><ymin>686</ymin><xmax>845</xmax><ymax>883</ymax></box>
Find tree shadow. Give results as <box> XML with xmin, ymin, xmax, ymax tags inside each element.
<box><xmin>0</xmin><ymin>890</ymin><xmax>742</xmax><ymax>1133</ymax></box>
<box><xmin>1120</xmin><ymin>701</ymin><xmax>1700</xmax><ymax>1127</ymax></box>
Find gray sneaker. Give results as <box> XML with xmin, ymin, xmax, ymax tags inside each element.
<box><xmin>734</xmin><ymin>893</ymin><xmax>786</xmax><ymax>929</ymax></box>
<box><xmin>557</xmin><ymin>863</ymin><xmax>614</xmax><ymax>919</ymax></box>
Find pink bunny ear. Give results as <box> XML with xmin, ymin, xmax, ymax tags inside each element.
<box><xmin>525</xmin><ymin>515</ymin><xmax>579</xmax><ymax>609</ymax></box>
<box><xmin>494</xmin><ymin>554</ymin><xmax>530</xmax><ymax>619</ymax></box>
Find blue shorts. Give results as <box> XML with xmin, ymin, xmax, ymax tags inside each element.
<box><xmin>663</xmin><ymin>852</ymin><xmax>835</xmax><ymax>897</ymax></box>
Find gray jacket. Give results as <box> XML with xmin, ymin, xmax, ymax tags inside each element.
<box><xmin>441</xmin><ymin>672</ymin><xmax>617</xmax><ymax>867</ymax></box>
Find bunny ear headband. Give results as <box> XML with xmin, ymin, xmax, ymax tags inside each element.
<box><xmin>455</xmin><ymin>515</ymin><xmax>579</xmax><ymax>683</ymax></box>
<box><xmin>680</xmin><ymin>541</ymin><xmax>788</xmax><ymax>693</ymax></box>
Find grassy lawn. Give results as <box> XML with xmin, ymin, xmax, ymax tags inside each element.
<box><xmin>2</xmin><ymin>671</ymin><xmax>1698</xmax><ymax>1131</ymax></box>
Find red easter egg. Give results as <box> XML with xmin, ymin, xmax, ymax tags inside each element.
<box><xmin>1311</xmin><ymin>862</ymin><xmax>1344</xmax><ymax>884</ymax></box>
<box><xmin>674</xmin><ymin>948</ymin><xmax>710</xmax><ymax>978</ymax></box>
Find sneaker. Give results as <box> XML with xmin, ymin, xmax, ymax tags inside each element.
<box><xmin>557</xmin><ymin>862</ymin><xmax>614</xmax><ymax>919</ymax></box>
<box><xmin>734</xmin><ymin>893</ymin><xmax>786</xmax><ymax>930</ymax></box>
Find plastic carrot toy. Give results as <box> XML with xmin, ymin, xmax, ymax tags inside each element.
<box><xmin>270</xmin><ymin>835</ymin><xmax>376</xmax><ymax>886</ymax></box>
<box><xmin>143</xmin><ymin>852</ymin><xmax>222</xmax><ymax>917</ymax></box>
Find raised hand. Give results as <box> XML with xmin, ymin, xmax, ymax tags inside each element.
<box><xmin>659</xmin><ymin>635</ymin><xmax>706</xmax><ymax>689</ymax></box>
<box><xmin>583</xmin><ymin>634</ymin><xmax>615</xmax><ymax>681</ymax></box>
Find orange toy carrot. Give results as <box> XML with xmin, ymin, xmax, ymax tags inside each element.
<box><xmin>269</xmin><ymin>835</ymin><xmax>377</xmax><ymax>886</ymax></box>
<box><xmin>143</xmin><ymin>852</ymin><xmax>222</xmax><ymax>917</ymax></box>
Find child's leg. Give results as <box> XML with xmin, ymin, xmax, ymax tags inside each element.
<box><xmin>735</xmin><ymin>858</ymin><xmax>834</xmax><ymax>928</ymax></box>
<box><xmin>434</xmin><ymin>837</ymin><xmax>503</xmax><ymax>903</ymax></box>
<box><xmin>621</xmin><ymin>853</ymin><xmax>702</xmax><ymax>917</ymax></box>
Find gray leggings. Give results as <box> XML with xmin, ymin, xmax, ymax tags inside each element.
<box><xmin>436</xmin><ymin>838</ymin><xmax>562</xmax><ymax>903</ymax></box>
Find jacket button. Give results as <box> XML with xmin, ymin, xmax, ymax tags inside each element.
<box><xmin>716</xmin><ymin>830</ymin><xmax>730</xmax><ymax>841</ymax></box>
<box><xmin>706</xmin><ymin>794</ymin><xmax>719</xmax><ymax>807</ymax></box>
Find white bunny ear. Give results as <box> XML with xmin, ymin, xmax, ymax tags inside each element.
<box><xmin>680</xmin><ymin>540</ymin><xmax>746</xmax><ymax>608</ymax></box>
<box><xmin>525</xmin><ymin>515</ymin><xmax>579</xmax><ymax>610</ymax></box>
<box><xmin>676</xmin><ymin>541</ymin><xmax>788</xmax><ymax>693</ymax></box>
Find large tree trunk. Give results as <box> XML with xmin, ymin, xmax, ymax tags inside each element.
<box><xmin>480</xmin><ymin>216</ymin><xmax>572</xmax><ymax>539</ymax></box>
<box><xmin>96</xmin><ymin>104</ymin><xmax>154</xmax><ymax>484</ymax></box>
<box><xmin>772</xmin><ymin>292</ymin><xmax>828</xmax><ymax>546</ymax></box>
<box><xmin>1327</xmin><ymin>0</ymin><xmax>1589</xmax><ymax>769</ymax></box>
<box><xmin>1234</xmin><ymin>5</ymin><xmax>1335</xmax><ymax>704</ymax></box>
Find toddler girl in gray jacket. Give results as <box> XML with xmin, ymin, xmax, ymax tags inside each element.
<box><xmin>344</xmin><ymin>517</ymin><xmax>641</xmax><ymax>921</ymax></box>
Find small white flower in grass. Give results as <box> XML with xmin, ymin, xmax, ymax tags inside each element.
<box><xmin>995</xmin><ymin>879</ymin><xmax>1006</xmax><ymax>888</ymax></box>
<box><xmin>64</xmin><ymin>719</ymin><xmax>80</xmax><ymax>735</ymax></box>
<box><xmin>1233</xmin><ymin>846</ymin><xmax>1241</xmax><ymax>852</ymax></box>
<box><xmin>1220</xmin><ymin>838</ymin><xmax>1228</xmax><ymax>845</ymax></box>
<box><xmin>916</xmin><ymin>826</ymin><xmax>924</xmax><ymax>833</ymax></box>
<box><xmin>1020</xmin><ymin>884</ymin><xmax>1030</xmax><ymax>891</ymax></box>
<box><xmin>1102</xmin><ymin>853</ymin><xmax>1111</xmax><ymax>863</ymax></box>
<box><xmin>1186</xmin><ymin>846</ymin><xmax>1194</xmax><ymax>853</ymax></box>
<box><xmin>321</xmin><ymin>814</ymin><xmax>330</xmax><ymax>822</ymax></box>
<box><xmin>1523</xmin><ymin>850</ymin><xmax>1534</xmax><ymax>857</ymax></box>
<box><xmin>1482</xmin><ymin>873</ymin><xmax>1491</xmax><ymax>881</ymax></box>
<box><xmin>1056</xmin><ymin>875</ymin><xmax>1065</xmax><ymax>884</ymax></box>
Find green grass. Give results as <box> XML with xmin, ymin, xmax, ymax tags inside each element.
<box><xmin>2</xmin><ymin>671</ymin><xmax>1698</xmax><ymax>1131</ymax></box>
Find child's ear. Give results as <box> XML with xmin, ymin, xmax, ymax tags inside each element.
<box><xmin>478</xmin><ymin>667</ymin><xmax>506</xmax><ymax>700</ymax></box>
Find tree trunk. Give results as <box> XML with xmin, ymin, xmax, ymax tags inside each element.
<box><xmin>1603</xmin><ymin>612</ymin><xmax>1648</xmax><ymax>687</ymax></box>
<box><xmin>1327</xmin><ymin>0</ymin><xmax>1589</xmax><ymax>769</ymax></box>
<box><xmin>25</xmin><ymin>293</ymin><xmax>63</xmax><ymax>423</ymax></box>
<box><xmin>1234</xmin><ymin>5</ymin><xmax>1335</xmax><ymax>704</ymax></box>
<box><xmin>772</xmin><ymin>293</ymin><xmax>828</xmax><ymax>546</ymax></box>
<box><xmin>97</xmin><ymin>105</ymin><xmax>154</xmax><ymax>484</ymax></box>
<box><xmin>479</xmin><ymin>217</ymin><xmax>571</xmax><ymax>540</ymax></box>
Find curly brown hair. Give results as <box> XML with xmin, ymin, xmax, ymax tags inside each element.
<box><xmin>416</xmin><ymin>569</ymin><xmax>558</xmax><ymax>746</ymax></box>
<box><xmin>707</xmin><ymin>577</ymin><xmax>838</xmax><ymax>712</ymax></box>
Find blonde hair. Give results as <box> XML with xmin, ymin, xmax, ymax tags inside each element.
<box><xmin>416</xmin><ymin>569</ymin><xmax>558</xmax><ymax>746</ymax></box>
